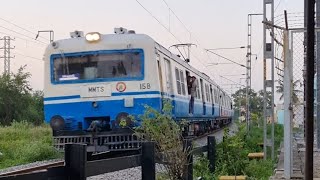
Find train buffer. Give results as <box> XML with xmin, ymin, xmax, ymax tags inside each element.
<box><xmin>247</xmin><ymin>152</ymin><xmax>264</xmax><ymax>159</ymax></box>
<box><xmin>219</xmin><ymin>175</ymin><xmax>247</xmax><ymax>180</ymax></box>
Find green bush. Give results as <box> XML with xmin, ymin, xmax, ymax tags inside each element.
<box><xmin>193</xmin><ymin>121</ymin><xmax>284</xmax><ymax>179</ymax></box>
<box><xmin>0</xmin><ymin>121</ymin><xmax>61</xmax><ymax>169</ymax></box>
<box><xmin>245</xmin><ymin>159</ymin><xmax>274</xmax><ymax>179</ymax></box>
<box><xmin>134</xmin><ymin>100</ymin><xmax>189</xmax><ymax>180</ymax></box>
<box><xmin>0</xmin><ymin>66</ymin><xmax>44</xmax><ymax>126</ymax></box>
<box><xmin>193</xmin><ymin>155</ymin><xmax>215</xmax><ymax>180</ymax></box>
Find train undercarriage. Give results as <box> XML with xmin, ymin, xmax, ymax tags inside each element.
<box><xmin>53</xmin><ymin>118</ymin><xmax>232</xmax><ymax>152</ymax></box>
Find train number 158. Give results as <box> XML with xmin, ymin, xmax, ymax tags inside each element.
<box><xmin>140</xmin><ymin>83</ymin><xmax>151</xmax><ymax>89</ymax></box>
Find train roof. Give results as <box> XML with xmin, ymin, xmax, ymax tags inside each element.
<box><xmin>45</xmin><ymin>30</ymin><xmax>231</xmax><ymax>99</ymax></box>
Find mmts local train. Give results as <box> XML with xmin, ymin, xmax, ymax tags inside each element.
<box><xmin>43</xmin><ymin>27</ymin><xmax>233</xmax><ymax>152</ymax></box>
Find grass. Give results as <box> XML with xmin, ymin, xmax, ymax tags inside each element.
<box><xmin>0</xmin><ymin>121</ymin><xmax>62</xmax><ymax>169</ymax></box>
<box><xmin>193</xmin><ymin>122</ymin><xmax>284</xmax><ymax>180</ymax></box>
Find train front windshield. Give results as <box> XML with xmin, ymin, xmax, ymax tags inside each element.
<box><xmin>51</xmin><ymin>50</ymin><xmax>143</xmax><ymax>83</ymax></box>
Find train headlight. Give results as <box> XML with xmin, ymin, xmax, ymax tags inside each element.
<box><xmin>85</xmin><ymin>32</ymin><xmax>101</xmax><ymax>42</ymax></box>
<box><xmin>50</xmin><ymin>115</ymin><xmax>65</xmax><ymax>131</ymax></box>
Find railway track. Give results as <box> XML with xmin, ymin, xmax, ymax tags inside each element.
<box><xmin>0</xmin><ymin>123</ymin><xmax>232</xmax><ymax>178</ymax></box>
<box><xmin>0</xmin><ymin>160</ymin><xmax>64</xmax><ymax>177</ymax></box>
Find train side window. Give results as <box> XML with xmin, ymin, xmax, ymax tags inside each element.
<box><xmin>222</xmin><ymin>95</ymin><xmax>225</xmax><ymax>107</ymax></box>
<box><xmin>210</xmin><ymin>85</ymin><xmax>214</xmax><ymax>104</ymax></box>
<box><xmin>196</xmin><ymin>79</ymin><xmax>200</xmax><ymax>99</ymax></box>
<box><xmin>205</xmin><ymin>84</ymin><xmax>210</xmax><ymax>102</ymax></box>
<box><xmin>179</xmin><ymin>70</ymin><xmax>186</xmax><ymax>95</ymax></box>
<box><xmin>204</xmin><ymin>84</ymin><xmax>207</xmax><ymax>102</ymax></box>
<box><xmin>208</xmin><ymin>85</ymin><xmax>211</xmax><ymax>103</ymax></box>
<box><xmin>222</xmin><ymin>96</ymin><xmax>224</xmax><ymax>107</ymax></box>
<box><xmin>212</xmin><ymin>87</ymin><xmax>218</xmax><ymax>103</ymax></box>
<box><xmin>216</xmin><ymin>89</ymin><xmax>219</xmax><ymax>104</ymax></box>
<box><xmin>175</xmin><ymin>68</ymin><xmax>181</xmax><ymax>95</ymax></box>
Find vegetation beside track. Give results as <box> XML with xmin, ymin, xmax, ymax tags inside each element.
<box><xmin>0</xmin><ymin>66</ymin><xmax>44</xmax><ymax>126</ymax></box>
<box><xmin>0</xmin><ymin>121</ymin><xmax>61</xmax><ymax>169</ymax></box>
<box><xmin>194</xmin><ymin>120</ymin><xmax>284</xmax><ymax>180</ymax></box>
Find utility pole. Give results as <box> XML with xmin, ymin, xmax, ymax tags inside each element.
<box><xmin>305</xmin><ymin>0</ymin><xmax>315</xmax><ymax>179</ymax></box>
<box><xmin>263</xmin><ymin>0</ymin><xmax>275</xmax><ymax>160</ymax></box>
<box><xmin>283</xmin><ymin>11</ymin><xmax>292</xmax><ymax>178</ymax></box>
<box><xmin>246</xmin><ymin>13</ymin><xmax>263</xmax><ymax>132</ymax></box>
<box><xmin>0</xmin><ymin>36</ymin><xmax>15</xmax><ymax>74</ymax></box>
<box><xmin>317</xmin><ymin>0</ymin><xmax>320</xmax><ymax>150</ymax></box>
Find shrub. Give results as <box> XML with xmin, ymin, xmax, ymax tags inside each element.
<box><xmin>244</xmin><ymin>159</ymin><xmax>274</xmax><ymax>179</ymax></box>
<box><xmin>134</xmin><ymin>100</ymin><xmax>189</xmax><ymax>180</ymax></box>
<box><xmin>0</xmin><ymin>66</ymin><xmax>44</xmax><ymax>126</ymax></box>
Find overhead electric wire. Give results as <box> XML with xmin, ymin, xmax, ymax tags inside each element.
<box><xmin>0</xmin><ymin>17</ymin><xmax>49</xmax><ymax>41</ymax></box>
<box><xmin>161</xmin><ymin>0</ymin><xmax>191</xmax><ymax>35</ymax></box>
<box><xmin>0</xmin><ymin>30</ymin><xmax>46</xmax><ymax>48</ymax></box>
<box><xmin>136</xmin><ymin>0</ymin><xmax>246</xmax><ymax>93</ymax></box>
<box><xmin>14</xmin><ymin>52</ymin><xmax>43</xmax><ymax>61</ymax></box>
<box><xmin>206</xmin><ymin>50</ymin><xmax>246</xmax><ymax>68</ymax></box>
<box><xmin>220</xmin><ymin>75</ymin><xmax>245</xmax><ymax>87</ymax></box>
<box><xmin>274</xmin><ymin>0</ymin><xmax>283</xmax><ymax>13</ymax></box>
<box><xmin>0</xmin><ymin>25</ymin><xmax>47</xmax><ymax>45</ymax></box>
<box><xmin>135</xmin><ymin>0</ymin><xmax>217</xmax><ymax>83</ymax></box>
<box><xmin>135</xmin><ymin>0</ymin><xmax>182</xmax><ymax>43</ymax></box>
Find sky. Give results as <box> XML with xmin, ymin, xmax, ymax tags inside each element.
<box><xmin>0</xmin><ymin>0</ymin><xmax>303</xmax><ymax>97</ymax></box>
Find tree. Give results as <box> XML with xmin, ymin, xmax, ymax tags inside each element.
<box><xmin>0</xmin><ymin>65</ymin><xmax>44</xmax><ymax>125</ymax></box>
<box><xmin>232</xmin><ymin>88</ymin><xmax>271</xmax><ymax>117</ymax></box>
<box><xmin>276</xmin><ymin>80</ymin><xmax>302</xmax><ymax>103</ymax></box>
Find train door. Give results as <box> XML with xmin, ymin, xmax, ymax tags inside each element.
<box><xmin>210</xmin><ymin>85</ymin><xmax>214</xmax><ymax>115</ymax></box>
<box><xmin>157</xmin><ymin>55</ymin><xmax>164</xmax><ymax>97</ymax></box>
<box><xmin>200</xmin><ymin>79</ymin><xmax>205</xmax><ymax>115</ymax></box>
<box><xmin>186</xmin><ymin>71</ymin><xmax>190</xmax><ymax>95</ymax></box>
<box><xmin>164</xmin><ymin>58</ymin><xmax>173</xmax><ymax>95</ymax></box>
<box><xmin>220</xmin><ymin>93</ymin><xmax>224</xmax><ymax>116</ymax></box>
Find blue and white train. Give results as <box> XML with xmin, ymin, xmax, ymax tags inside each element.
<box><xmin>43</xmin><ymin>28</ymin><xmax>233</xmax><ymax>150</ymax></box>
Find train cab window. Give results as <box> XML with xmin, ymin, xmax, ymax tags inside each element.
<box><xmin>52</xmin><ymin>50</ymin><xmax>143</xmax><ymax>83</ymax></box>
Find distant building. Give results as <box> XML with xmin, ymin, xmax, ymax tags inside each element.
<box><xmin>276</xmin><ymin>104</ymin><xmax>284</xmax><ymax>125</ymax></box>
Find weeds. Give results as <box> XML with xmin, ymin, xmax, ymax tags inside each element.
<box><xmin>134</xmin><ymin>100</ymin><xmax>189</xmax><ymax>180</ymax></box>
<box><xmin>0</xmin><ymin>121</ymin><xmax>62</xmax><ymax>169</ymax></box>
<box><xmin>193</xmin><ymin>121</ymin><xmax>284</xmax><ymax>179</ymax></box>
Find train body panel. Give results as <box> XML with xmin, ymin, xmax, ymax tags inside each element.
<box><xmin>43</xmin><ymin>30</ymin><xmax>233</xmax><ymax>134</ymax></box>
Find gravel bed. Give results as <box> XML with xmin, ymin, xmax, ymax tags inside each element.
<box><xmin>0</xmin><ymin>158</ymin><xmax>63</xmax><ymax>175</ymax></box>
